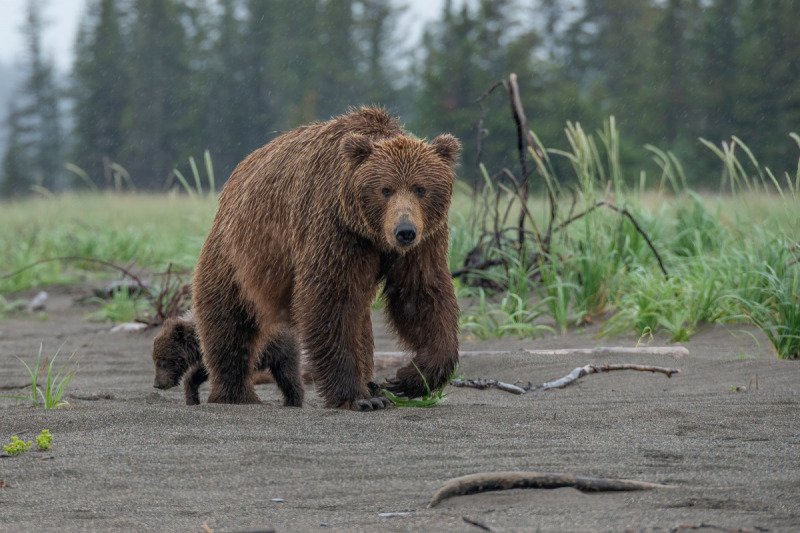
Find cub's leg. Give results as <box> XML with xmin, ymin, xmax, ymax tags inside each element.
<box><xmin>183</xmin><ymin>363</ymin><xmax>208</xmax><ymax>406</ymax></box>
<box><xmin>261</xmin><ymin>330</ymin><xmax>304</xmax><ymax>407</ymax></box>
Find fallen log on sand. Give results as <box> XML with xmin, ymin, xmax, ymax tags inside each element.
<box><xmin>375</xmin><ymin>346</ymin><xmax>690</xmax><ymax>358</ymax></box>
<box><xmin>429</xmin><ymin>471</ymin><xmax>667</xmax><ymax>508</ymax></box>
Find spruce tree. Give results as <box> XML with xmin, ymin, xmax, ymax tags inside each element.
<box><xmin>0</xmin><ymin>0</ymin><xmax>64</xmax><ymax>195</ymax></box>
<box><xmin>123</xmin><ymin>0</ymin><xmax>193</xmax><ymax>189</ymax></box>
<box><xmin>72</xmin><ymin>0</ymin><xmax>128</xmax><ymax>187</ymax></box>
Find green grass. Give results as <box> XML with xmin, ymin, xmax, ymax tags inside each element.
<box><xmin>86</xmin><ymin>288</ymin><xmax>149</xmax><ymax>323</ymax></box>
<box><xmin>1</xmin><ymin>121</ymin><xmax>799</xmax><ymax>359</ymax></box>
<box><xmin>381</xmin><ymin>364</ymin><xmax>457</xmax><ymax>408</ymax></box>
<box><xmin>13</xmin><ymin>344</ymin><xmax>78</xmax><ymax>409</ymax></box>
<box><xmin>0</xmin><ymin>193</ymin><xmax>215</xmax><ymax>293</ymax></box>
<box><xmin>449</xmin><ymin>120</ymin><xmax>800</xmax><ymax>357</ymax></box>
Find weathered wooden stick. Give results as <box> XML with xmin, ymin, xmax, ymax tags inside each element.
<box><xmin>523</xmin><ymin>346</ymin><xmax>689</xmax><ymax>358</ymax></box>
<box><xmin>450</xmin><ymin>379</ymin><xmax>527</xmax><ymax>395</ymax></box>
<box><xmin>537</xmin><ymin>363</ymin><xmax>680</xmax><ymax>390</ymax></box>
<box><xmin>429</xmin><ymin>471</ymin><xmax>667</xmax><ymax>508</ymax></box>
<box><xmin>373</xmin><ymin>346</ymin><xmax>689</xmax><ymax>358</ymax></box>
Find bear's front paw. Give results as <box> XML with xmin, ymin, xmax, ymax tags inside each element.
<box><xmin>336</xmin><ymin>396</ymin><xmax>393</xmax><ymax>411</ymax></box>
<box><xmin>384</xmin><ymin>364</ymin><xmax>450</xmax><ymax>399</ymax></box>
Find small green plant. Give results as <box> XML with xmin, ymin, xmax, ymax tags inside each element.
<box><xmin>732</xmin><ymin>264</ymin><xmax>800</xmax><ymax>359</ymax></box>
<box><xmin>18</xmin><ymin>344</ymin><xmax>78</xmax><ymax>409</ymax></box>
<box><xmin>87</xmin><ymin>288</ymin><xmax>147</xmax><ymax>323</ymax></box>
<box><xmin>171</xmin><ymin>150</ymin><xmax>216</xmax><ymax>198</ymax></box>
<box><xmin>381</xmin><ymin>364</ymin><xmax>456</xmax><ymax>408</ymax></box>
<box><xmin>35</xmin><ymin>429</ymin><xmax>53</xmax><ymax>450</ymax></box>
<box><xmin>3</xmin><ymin>436</ymin><xmax>32</xmax><ymax>456</ymax></box>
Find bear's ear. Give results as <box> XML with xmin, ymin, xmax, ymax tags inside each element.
<box><xmin>431</xmin><ymin>134</ymin><xmax>461</xmax><ymax>165</ymax></box>
<box><xmin>341</xmin><ymin>134</ymin><xmax>374</xmax><ymax>166</ymax></box>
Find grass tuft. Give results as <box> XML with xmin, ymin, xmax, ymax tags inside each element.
<box><xmin>16</xmin><ymin>344</ymin><xmax>78</xmax><ymax>409</ymax></box>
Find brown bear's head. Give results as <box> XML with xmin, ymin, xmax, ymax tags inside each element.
<box><xmin>340</xmin><ymin>133</ymin><xmax>461</xmax><ymax>253</ymax></box>
<box><xmin>151</xmin><ymin>318</ymin><xmax>198</xmax><ymax>389</ymax></box>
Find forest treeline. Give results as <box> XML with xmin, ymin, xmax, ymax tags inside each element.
<box><xmin>2</xmin><ymin>0</ymin><xmax>799</xmax><ymax>197</ymax></box>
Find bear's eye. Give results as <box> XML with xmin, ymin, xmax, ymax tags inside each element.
<box><xmin>413</xmin><ymin>186</ymin><xmax>426</xmax><ymax>198</ymax></box>
<box><xmin>381</xmin><ymin>187</ymin><xmax>393</xmax><ymax>198</ymax></box>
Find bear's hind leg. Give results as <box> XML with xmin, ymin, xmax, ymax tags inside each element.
<box><xmin>196</xmin><ymin>285</ymin><xmax>262</xmax><ymax>405</ymax></box>
<box><xmin>261</xmin><ymin>330</ymin><xmax>304</xmax><ymax>407</ymax></box>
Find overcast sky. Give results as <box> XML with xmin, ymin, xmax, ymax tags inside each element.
<box><xmin>0</xmin><ymin>0</ymin><xmax>447</xmax><ymax>71</ymax></box>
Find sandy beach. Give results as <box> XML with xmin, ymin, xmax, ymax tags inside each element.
<box><xmin>1</xmin><ymin>287</ymin><xmax>798</xmax><ymax>531</ymax></box>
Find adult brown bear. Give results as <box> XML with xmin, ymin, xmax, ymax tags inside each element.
<box><xmin>193</xmin><ymin>107</ymin><xmax>460</xmax><ymax>410</ymax></box>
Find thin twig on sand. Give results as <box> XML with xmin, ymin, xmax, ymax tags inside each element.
<box><xmin>452</xmin><ymin>362</ymin><xmax>680</xmax><ymax>394</ymax></box>
<box><xmin>429</xmin><ymin>471</ymin><xmax>667</xmax><ymax>508</ymax></box>
<box><xmin>450</xmin><ymin>379</ymin><xmax>528</xmax><ymax>395</ymax></box>
<box><xmin>537</xmin><ymin>363</ymin><xmax>679</xmax><ymax>390</ymax></box>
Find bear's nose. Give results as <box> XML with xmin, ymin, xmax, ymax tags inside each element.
<box><xmin>394</xmin><ymin>222</ymin><xmax>417</xmax><ymax>246</ymax></box>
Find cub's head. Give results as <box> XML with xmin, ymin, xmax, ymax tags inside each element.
<box><xmin>151</xmin><ymin>318</ymin><xmax>198</xmax><ymax>389</ymax></box>
<box><xmin>340</xmin><ymin>133</ymin><xmax>461</xmax><ymax>253</ymax></box>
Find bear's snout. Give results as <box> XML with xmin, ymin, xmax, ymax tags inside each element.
<box><xmin>394</xmin><ymin>222</ymin><xmax>417</xmax><ymax>246</ymax></box>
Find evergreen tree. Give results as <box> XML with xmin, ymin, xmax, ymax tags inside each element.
<box><xmin>414</xmin><ymin>0</ymin><xmax>544</xmax><ymax>182</ymax></box>
<box><xmin>315</xmin><ymin>0</ymin><xmax>360</xmax><ymax>119</ymax></box>
<box><xmin>72</xmin><ymin>0</ymin><xmax>128</xmax><ymax>187</ymax></box>
<box><xmin>698</xmin><ymin>0</ymin><xmax>739</xmax><ymax>146</ymax></box>
<box><xmin>0</xmin><ymin>0</ymin><xmax>64</xmax><ymax>194</ymax></box>
<box><xmin>565</xmin><ymin>0</ymin><xmax>659</xmax><ymax>142</ymax></box>
<box><xmin>735</xmin><ymin>0</ymin><xmax>800</xmax><ymax>171</ymax></box>
<box><xmin>122</xmin><ymin>0</ymin><xmax>194</xmax><ymax>189</ymax></box>
<box><xmin>355</xmin><ymin>0</ymin><xmax>404</xmax><ymax>106</ymax></box>
<box><xmin>1</xmin><ymin>103</ymin><xmax>31</xmax><ymax>197</ymax></box>
<box><xmin>239</xmin><ymin>0</ymin><xmax>277</xmax><ymax>154</ymax></box>
<box><xmin>652</xmin><ymin>0</ymin><xmax>703</xmax><ymax>146</ymax></box>
<box><xmin>204</xmin><ymin>0</ymin><xmax>250</xmax><ymax>178</ymax></box>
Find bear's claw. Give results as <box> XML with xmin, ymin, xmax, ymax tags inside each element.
<box><xmin>349</xmin><ymin>396</ymin><xmax>393</xmax><ymax>411</ymax></box>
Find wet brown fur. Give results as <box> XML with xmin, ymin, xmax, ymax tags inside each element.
<box><xmin>151</xmin><ymin>316</ymin><xmax>302</xmax><ymax>406</ymax></box>
<box><xmin>192</xmin><ymin>107</ymin><xmax>461</xmax><ymax>409</ymax></box>
<box><xmin>152</xmin><ymin>315</ymin><xmax>403</xmax><ymax>405</ymax></box>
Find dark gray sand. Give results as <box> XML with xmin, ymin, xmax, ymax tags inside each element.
<box><xmin>1</xmin><ymin>288</ymin><xmax>799</xmax><ymax>531</ymax></box>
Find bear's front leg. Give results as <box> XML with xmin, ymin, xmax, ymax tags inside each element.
<box><xmin>294</xmin><ymin>257</ymin><xmax>391</xmax><ymax>411</ymax></box>
<box><xmin>383</xmin><ymin>232</ymin><xmax>460</xmax><ymax>398</ymax></box>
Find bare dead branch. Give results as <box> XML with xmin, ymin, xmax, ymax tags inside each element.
<box><xmin>429</xmin><ymin>471</ymin><xmax>667</xmax><ymax>508</ymax></box>
<box><xmin>552</xmin><ymin>200</ymin><xmax>669</xmax><ymax>278</ymax></box>
<box><xmin>462</xmin><ymin>516</ymin><xmax>493</xmax><ymax>532</ymax></box>
<box><xmin>451</xmin><ymin>258</ymin><xmax>506</xmax><ymax>278</ymax></box>
<box><xmin>537</xmin><ymin>363</ymin><xmax>680</xmax><ymax>390</ymax></box>
<box><xmin>0</xmin><ymin>256</ymin><xmax>152</xmax><ymax>295</ymax></box>
<box><xmin>508</xmin><ymin>73</ymin><xmax>530</xmax><ymax>247</ymax></box>
<box><xmin>450</xmin><ymin>378</ymin><xmax>527</xmax><ymax>395</ymax></box>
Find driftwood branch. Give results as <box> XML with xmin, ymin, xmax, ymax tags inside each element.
<box><xmin>374</xmin><ymin>346</ymin><xmax>690</xmax><ymax>358</ymax></box>
<box><xmin>537</xmin><ymin>363</ymin><xmax>679</xmax><ymax>390</ymax></box>
<box><xmin>429</xmin><ymin>471</ymin><xmax>667</xmax><ymax>508</ymax></box>
<box><xmin>522</xmin><ymin>346</ymin><xmax>689</xmax><ymax>358</ymax></box>
<box><xmin>450</xmin><ymin>379</ymin><xmax>527</xmax><ymax>395</ymax></box>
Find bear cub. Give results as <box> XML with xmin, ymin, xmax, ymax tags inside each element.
<box><xmin>152</xmin><ymin>313</ymin><xmax>302</xmax><ymax>406</ymax></box>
